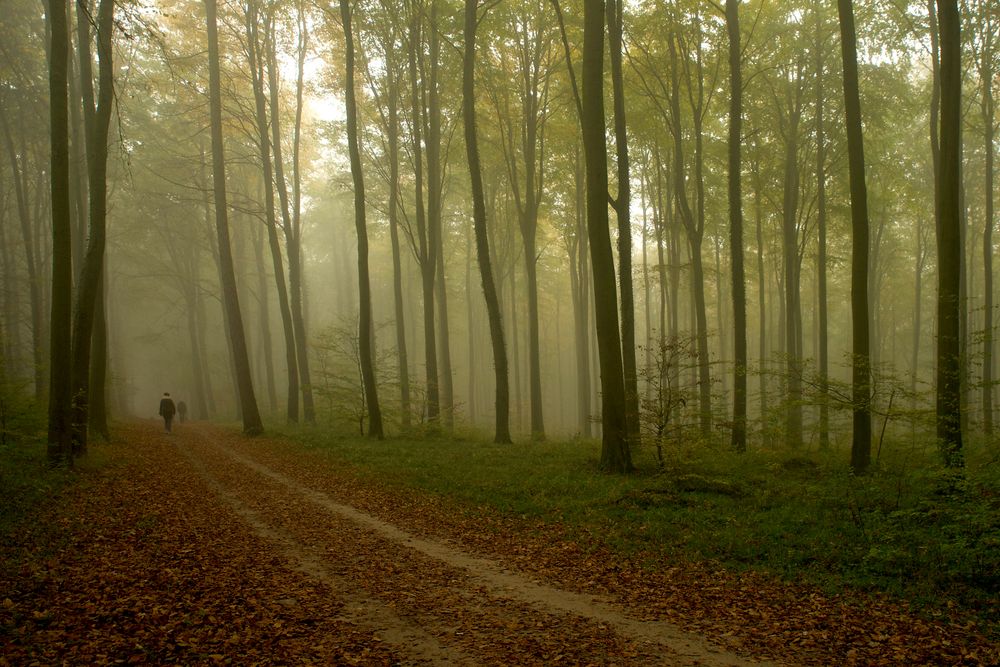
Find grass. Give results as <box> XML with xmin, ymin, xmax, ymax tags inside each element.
<box><xmin>276</xmin><ymin>421</ymin><xmax>1000</xmax><ymax>629</ymax></box>
<box><xmin>0</xmin><ymin>402</ymin><xmax>112</xmax><ymax>561</ymax></box>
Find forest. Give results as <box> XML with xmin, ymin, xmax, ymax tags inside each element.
<box><xmin>1</xmin><ymin>0</ymin><xmax>999</xmax><ymax>662</ymax></box>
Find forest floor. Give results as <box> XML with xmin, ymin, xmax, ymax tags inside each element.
<box><xmin>1</xmin><ymin>422</ymin><xmax>998</xmax><ymax>666</ymax></box>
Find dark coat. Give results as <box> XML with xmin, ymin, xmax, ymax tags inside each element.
<box><xmin>159</xmin><ymin>397</ymin><xmax>176</xmax><ymax>417</ymax></box>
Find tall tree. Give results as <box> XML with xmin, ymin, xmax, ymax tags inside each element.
<box><xmin>363</xmin><ymin>1</ymin><xmax>413</xmax><ymax>429</ymax></box>
<box><xmin>76</xmin><ymin>0</ymin><xmax>116</xmax><ymax>447</ymax></box>
<box><xmin>464</xmin><ymin>0</ymin><xmax>512</xmax><ymax>444</ymax></box>
<box><xmin>667</xmin><ymin>31</ymin><xmax>711</xmax><ymax>438</ymax></box>
<box><xmin>976</xmin><ymin>0</ymin><xmax>995</xmax><ymax>436</ymax></box>
<box><xmin>205</xmin><ymin>0</ymin><xmax>263</xmax><ymax>436</ymax></box>
<box><xmin>583</xmin><ymin>0</ymin><xmax>632</xmax><ymax>472</ymax></box>
<box><xmin>407</xmin><ymin>3</ymin><xmax>440</xmax><ymax>426</ymax></box>
<box><xmin>47</xmin><ymin>0</ymin><xmax>74</xmax><ymax>466</ymax></box>
<box><xmin>726</xmin><ymin>0</ymin><xmax>746</xmax><ymax>453</ymax></box>
<box><xmin>606</xmin><ymin>0</ymin><xmax>639</xmax><ymax>442</ymax></box>
<box><xmin>936</xmin><ymin>0</ymin><xmax>963</xmax><ymax>466</ymax></box>
<box><xmin>490</xmin><ymin>0</ymin><xmax>552</xmax><ymax>441</ymax></box>
<box><xmin>246</xmin><ymin>0</ymin><xmax>299</xmax><ymax>423</ymax></box>
<box><xmin>340</xmin><ymin>0</ymin><xmax>384</xmax><ymax>439</ymax></box>
<box><xmin>264</xmin><ymin>4</ymin><xmax>316</xmax><ymax>423</ymax></box>
<box><xmin>837</xmin><ymin>0</ymin><xmax>872</xmax><ymax>473</ymax></box>
<box><xmin>814</xmin><ymin>0</ymin><xmax>831</xmax><ymax>450</ymax></box>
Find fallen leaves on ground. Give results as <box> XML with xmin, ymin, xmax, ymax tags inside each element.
<box><xmin>1</xmin><ymin>422</ymin><xmax>997</xmax><ymax>666</ymax></box>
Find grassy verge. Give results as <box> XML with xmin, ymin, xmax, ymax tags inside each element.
<box><xmin>0</xmin><ymin>422</ymin><xmax>112</xmax><ymax>561</ymax></box>
<box><xmin>276</xmin><ymin>424</ymin><xmax>999</xmax><ymax>629</ymax></box>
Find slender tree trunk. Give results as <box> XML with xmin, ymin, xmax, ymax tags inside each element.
<box><xmin>408</xmin><ymin>11</ymin><xmax>439</xmax><ymax>425</ymax></box>
<box><xmin>386</xmin><ymin>70</ymin><xmax>411</xmax><ymax>429</ymax></box>
<box><xmin>465</xmin><ymin>222</ymin><xmax>476</xmax><ymax>426</ymax></box>
<box><xmin>248</xmin><ymin>3</ymin><xmax>299</xmax><ymax>422</ymax></box>
<box><xmin>436</xmin><ymin>222</ymin><xmax>455</xmax><ymax>429</ymax></box>
<box><xmin>912</xmin><ymin>226</ymin><xmax>926</xmax><ymax>407</ymax></box>
<box><xmin>251</xmin><ymin>217</ymin><xmax>278</xmax><ymax>413</ymax></box>
<box><xmin>936</xmin><ymin>0</ymin><xmax>963</xmax><ymax>465</ymax></box>
<box><xmin>838</xmin><ymin>0</ymin><xmax>873</xmax><ymax>472</ymax></box>
<box><xmin>463</xmin><ymin>0</ymin><xmax>511</xmax><ymax>443</ymax></box>
<box><xmin>266</xmin><ymin>7</ymin><xmax>314</xmax><ymax>423</ymax></box>
<box><xmin>426</xmin><ymin>0</ymin><xmax>450</xmax><ymax>428</ymax></box>
<box><xmin>669</xmin><ymin>36</ymin><xmax>710</xmax><ymax>437</ymax></box>
<box><xmin>641</xmin><ymin>170</ymin><xmax>653</xmax><ymax>403</ymax></box>
<box><xmin>185</xmin><ymin>282</ymin><xmax>209</xmax><ymax>421</ymax></box>
<box><xmin>573</xmin><ymin>144</ymin><xmax>592</xmax><ymax>437</ymax></box>
<box><xmin>340</xmin><ymin>0</ymin><xmax>383</xmax><ymax>439</ymax></box>
<box><xmin>88</xmin><ymin>274</ymin><xmax>109</xmax><ymax>439</ymax></box>
<box><xmin>780</xmin><ymin>88</ymin><xmax>804</xmax><ymax>449</ymax></box>
<box><xmin>980</xmin><ymin>6</ymin><xmax>995</xmax><ymax>436</ymax></box>
<box><xmin>68</xmin><ymin>10</ymin><xmax>88</xmax><ymax>277</ymax></box>
<box><xmin>205</xmin><ymin>0</ymin><xmax>263</xmax><ymax>435</ymax></box>
<box><xmin>726</xmin><ymin>0</ymin><xmax>746</xmax><ymax>453</ymax></box>
<box><xmin>47</xmin><ymin>0</ymin><xmax>74</xmax><ymax>465</ymax></box>
<box><xmin>753</xmin><ymin>153</ymin><xmax>767</xmax><ymax>423</ymax></box>
<box><xmin>583</xmin><ymin>0</ymin><xmax>632</xmax><ymax>472</ymax></box>
<box><xmin>607</xmin><ymin>0</ymin><xmax>639</xmax><ymax>442</ymax></box>
<box><xmin>68</xmin><ymin>0</ymin><xmax>114</xmax><ymax>455</ymax></box>
<box><xmin>815</xmin><ymin>0</ymin><xmax>830</xmax><ymax>450</ymax></box>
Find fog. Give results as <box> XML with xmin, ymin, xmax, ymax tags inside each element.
<box><xmin>1</xmin><ymin>0</ymin><xmax>995</xmax><ymax>464</ymax></box>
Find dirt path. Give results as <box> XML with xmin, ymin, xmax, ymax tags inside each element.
<box><xmin>0</xmin><ymin>422</ymin><xmax>767</xmax><ymax>665</ymax></box>
<box><xmin>3</xmin><ymin>422</ymin><xmax>997</xmax><ymax>665</ymax></box>
<box><xmin>178</xmin><ymin>423</ymin><xmax>760</xmax><ymax>666</ymax></box>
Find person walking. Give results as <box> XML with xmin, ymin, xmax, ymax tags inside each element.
<box><xmin>177</xmin><ymin>400</ymin><xmax>188</xmax><ymax>423</ymax></box>
<box><xmin>159</xmin><ymin>392</ymin><xmax>177</xmax><ymax>433</ymax></box>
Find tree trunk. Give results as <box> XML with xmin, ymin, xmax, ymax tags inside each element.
<box><xmin>583</xmin><ymin>0</ymin><xmax>631</xmax><ymax>472</ymax></box>
<box><xmin>205</xmin><ymin>0</ymin><xmax>263</xmax><ymax>435</ymax></box>
<box><xmin>436</xmin><ymin>222</ymin><xmax>455</xmax><ymax>429</ymax></box>
<box><xmin>340</xmin><ymin>0</ymin><xmax>383</xmax><ymax>439</ymax></box>
<box><xmin>248</xmin><ymin>2</ymin><xmax>299</xmax><ymax>422</ymax></box>
<box><xmin>837</xmin><ymin>0</ymin><xmax>873</xmax><ymax>473</ymax></box>
<box><xmin>780</xmin><ymin>83</ymin><xmax>804</xmax><ymax>449</ymax></box>
<box><xmin>935</xmin><ymin>0</ymin><xmax>963</xmax><ymax>465</ymax></box>
<box><xmin>426</xmin><ymin>0</ymin><xmax>449</xmax><ymax>428</ymax></box>
<box><xmin>386</xmin><ymin>66</ymin><xmax>411</xmax><ymax>429</ymax></box>
<box><xmin>408</xmin><ymin>11</ymin><xmax>439</xmax><ymax>425</ymax></box>
<box><xmin>465</xmin><ymin>222</ymin><xmax>476</xmax><ymax>426</ymax></box>
<box><xmin>265</xmin><ymin>6</ymin><xmax>313</xmax><ymax>424</ymax></box>
<box><xmin>726</xmin><ymin>0</ymin><xmax>746</xmax><ymax>453</ymax></box>
<box><xmin>980</xmin><ymin>1</ymin><xmax>995</xmax><ymax>436</ymax></box>
<box><xmin>68</xmin><ymin>0</ymin><xmax>114</xmax><ymax>455</ymax></box>
<box><xmin>251</xmin><ymin>215</ymin><xmax>278</xmax><ymax>413</ymax></box>
<box><xmin>753</xmin><ymin>152</ymin><xmax>768</xmax><ymax>424</ymax></box>
<box><xmin>572</xmin><ymin>144</ymin><xmax>592</xmax><ymax>437</ymax></box>
<box><xmin>607</xmin><ymin>0</ymin><xmax>640</xmax><ymax>443</ymax></box>
<box><xmin>463</xmin><ymin>0</ymin><xmax>511</xmax><ymax>443</ymax></box>
<box><xmin>669</xmin><ymin>36</ymin><xmax>710</xmax><ymax>437</ymax></box>
<box><xmin>47</xmin><ymin>0</ymin><xmax>74</xmax><ymax>465</ymax></box>
<box><xmin>815</xmin><ymin>0</ymin><xmax>830</xmax><ymax>450</ymax></box>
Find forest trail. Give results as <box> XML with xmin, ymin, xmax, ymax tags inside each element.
<box><xmin>3</xmin><ymin>422</ymin><xmax>997</xmax><ymax>665</ymax></box>
<box><xmin>176</xmin><ymin>422</ymin><xmax>759</xmax><ymax>666</ymax></box>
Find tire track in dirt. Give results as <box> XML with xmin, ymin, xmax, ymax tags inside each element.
<box><xmin>183</xmin><ymin>429</ymin><xmax>651</xmax><ymax>665</ymax></box>
<box><xmin>182</xmin><ymin>423</ymin><xmax>768</xmax><ymax>666</ymax></box>
<box><xmin>177</xmin><ymin>443</ymin><xmax>474</xmax><ymax>666</ymax></box>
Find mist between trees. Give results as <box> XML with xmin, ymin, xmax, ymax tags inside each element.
<box><xmin>0</xmin><ymin>0</ymin><xmax>993</xmax><ymax>472</ymax></box>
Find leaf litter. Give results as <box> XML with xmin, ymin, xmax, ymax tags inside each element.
<box><xmin>1</xmin><ymin>421</ymin><xmax>997</xmax><ymax>666</ymax></box>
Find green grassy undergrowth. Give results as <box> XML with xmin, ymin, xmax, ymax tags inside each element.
<box><xmin>276</xmin><ymin>424</ymin><xmax>1000</xmax><ymax>629</ymax></box>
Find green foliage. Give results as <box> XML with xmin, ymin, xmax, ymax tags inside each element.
<box><xmin>0</xmin><ymin>375</ymin><xmax>44</xmax><ymax>449</ymax></box>
<box><xmin>278</xmin><ymin>424</ymin><xmax>1000</xmax><ymax>626</ymax></box>
<box><xmin>0</xmin><ymin>411</ymin><xmax>71</xmax><ymax>549</ymax></box>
